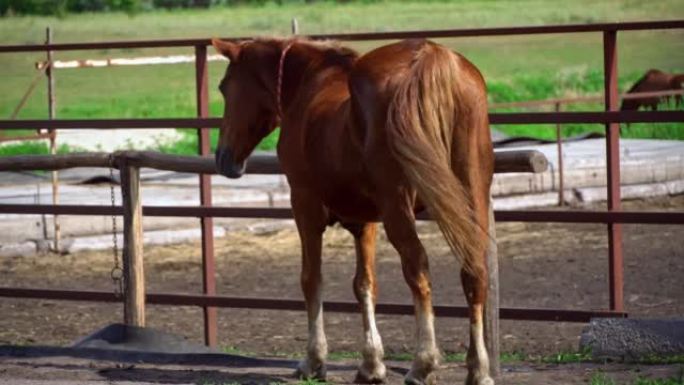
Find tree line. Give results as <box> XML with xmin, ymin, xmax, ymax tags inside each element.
<box><xmin>1</xmin><ymin>0</ymin><xmax>353</xmax><ymax>16</ymax></box>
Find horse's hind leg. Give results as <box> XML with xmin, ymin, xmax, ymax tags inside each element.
<box><xmin>343</xmin><ymin>222</ymin><xmax>387</xmax><ymax>384</ymax></box>
<box><xmin>453</xmin><ymin>149</ymin><xmax>494</xmax><ymax>385</ymax></box>
<box><xmin>381</xmin><ymin>202</ymin><xmax>440</xmax><ymax>385</ymax></box>
<box><xmin>291</xmin><ymin>189</ymin><xmax>329</xmax><ymax>380</ymax></box>
<box><xmin>461</xmin><ymin>267</ymin><xmax>493</xmax><ymax>385</ymax></box>
<box><xmin>458</xmin><ymin>193</ymin><xmax>494</xmax><ymax>385</ymax></box>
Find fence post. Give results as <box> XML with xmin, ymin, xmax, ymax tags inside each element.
<box><xmin>485</xmin><ymin>195</ymin><xmax>500</xmax><ymax>377</ymax></box>
<box><xmin>195</xmin><ymin>44</ymin><xmax>218</xmax><ymax>346</ymax></box>
<box><xmin>291</xmin><ymin>18</ymin><xmax>299</xmax><ymax>35</ymax></box>
<box><xmin>603</xmin><ymin>30</ymin><xmax>624</xmax><ymax>312</ymax></box>
<box><xmin>120</xmin><ymin>162</ymin><xmax>145</xmax><ymax>327</ymax></box>
<box><xmin>45</xmin><ymin>27</ymin><xmax>60</xmax><ymax>252</ymax></box>
<box><xmin>555</xmin><ymin>102</ymin><xmax>565</xmax><ymax>206</ymax></box>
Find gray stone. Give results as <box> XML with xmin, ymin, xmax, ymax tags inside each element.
<box><xmin>580</xmin><ymin>318</ymin><xmax>684</xmax><ymax>359</ymax></box>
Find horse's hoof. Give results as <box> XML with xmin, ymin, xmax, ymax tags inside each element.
<box><xmin>294</xmin><ymin>360</ymin><xmax>327</xmax><ymax>381</ymax></box>
<box><xmin>404</xmin><ymin>372</ymin><xmax>436</xmax><ymax>385</ymax></box>
<box><xmin>465</xmin><ymin>374</ymin><xmax>494</xmax><ymax>385</ymax></box>
<box><xmin>354</xmin><ymin>362</ymin><xmax>387</xmax><ymax>384</ymax></box>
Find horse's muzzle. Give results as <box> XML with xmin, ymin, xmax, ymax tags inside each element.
<box><xmin>215</xmin><ymin>147</ymin><xmax>246</xmax><ymax>179</ymax></box>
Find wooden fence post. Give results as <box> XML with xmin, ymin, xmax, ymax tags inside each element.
<box><xmin>45</xmin><ymin>27</ymin><xmax>61</xmax><ymax>252</ymax></box>
<box><xmin>120</xmin><ymin>162</ymin><xmax>145</xmax><ymax>327</ymax></box>
<box><xmin>485</xmin><ymin>194</ymin><xmax>500</xmax><ymax>377</ymax></box>
<box><xmin>555</xmin><ymin>102</ymin><xmax>565</xmax><ymax>206</ymax></box>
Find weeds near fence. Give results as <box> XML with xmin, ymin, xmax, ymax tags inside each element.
<box><xmin>591</xmin><ymin>367</ymin><xmax>684</xmax><ymax>385</ymax></box>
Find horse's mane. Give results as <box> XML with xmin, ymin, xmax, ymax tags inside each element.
<box><xmin>252</xmin><ymin>36</ymin><xmax>359</xmax><ymax>68</ymax></box>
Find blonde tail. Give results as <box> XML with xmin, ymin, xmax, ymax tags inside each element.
<box><xmin>386</xmin><ymin>43</ymin><xmax>486</xmax><ymax>276</ymax></box>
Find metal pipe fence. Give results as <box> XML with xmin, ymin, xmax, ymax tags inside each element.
<box><xmin>0</xmin><ymin>20</ymin><xmax>683</xmax><ymax>357</ymax></box>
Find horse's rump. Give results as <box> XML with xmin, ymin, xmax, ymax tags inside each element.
<box><xmin>385</xmin><ymin>41</ymin><xmax>489</xmax><ymax>276</ymax></box>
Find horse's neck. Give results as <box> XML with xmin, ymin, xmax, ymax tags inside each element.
<box><xmin>278</xmin><ymin>49</ymin><xmax>360</xmax><ymax>172</ymax></box>
<box><xmin>282</xmin><ymin>48</ymin><xmax>355</xmax><ymax>135</ymax></box>
<box><xmin>282</xmin><ymin>48</ymin><xmax>351</xmax><ymax>107</ymax></box>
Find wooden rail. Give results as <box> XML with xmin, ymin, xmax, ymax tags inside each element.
<box><xmin>0</xmin><ymin>150</ymin><xmax>548</xmax><ymax>174</ymax></box>
<box><xmin>1</xmin><ymin>111</ymin><xmax>683</xmax><ymax>131</ymax></box>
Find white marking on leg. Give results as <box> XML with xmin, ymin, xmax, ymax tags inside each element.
<box><xmin>468</xmin><ymin>304</ymin><xmax>493</xmax><ymax>385</ymax></box>
<box><xmin>298</xmin><ymin>285</ymin><xmax>327</xmax><ymax>379</ymax></box>
<box><xmin>308</xmin><ymin>285</ymin><xmax>328</xmax><ymax>364</ymax></box>
<box><xmin>357</xmin><ymin>290</ymin><xmax>386</xmax><ymax>382</ymax></box>
<box><xmin>407</xmin><ymin>304</ymin><xmax>440</xmax><ymax>384</ymax></box>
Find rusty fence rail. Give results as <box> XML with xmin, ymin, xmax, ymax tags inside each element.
<box><xmin>490</xmin><ymin>89</ymin><xmax>684</xmax><ymax>110</ymax></box>
<box><xmin>0</xmin><ymin>20</ymin><xmax>683</xmax><ymax>354</ymax></box>
<box><xmin>1</xmin><ymin>20</ymin><xmax>683</xmax><ymax>53</ymax></box>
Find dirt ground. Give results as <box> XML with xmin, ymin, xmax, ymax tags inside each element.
<box><xmin>1</xmin><ymin>195</ymin><xmax>683</xmax><ymax>384</ymax></box>
<box><xmin>0</xmin><ymin>354</ymin><xmax>682</xmax><ymax>385</ymax></box>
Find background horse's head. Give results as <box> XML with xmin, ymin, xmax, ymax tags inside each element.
<box><xmin>212</xmin><ymin>38</ymin><xmax>282</xmax><ymax>178</ymax></box>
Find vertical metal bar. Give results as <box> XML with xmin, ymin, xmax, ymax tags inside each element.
<box><xmin>46</xmin><ymin>27</ymin><xmax>60</xmax><ymax>253</ymax></box>
<box><xmin>484</xmin><ymin>195</ymin><xmax>500</xmax><ymax>377</ymax></box>
<box><xmin>555</xmin><ymin>102</ymin><xmax>564</xmax><ymax>206</ymax></box>
<box><xmin>603</xmin><ymin>30</ymin><xmax>624</xmax><ymax>312</ymax></box>
<box><xmin>195</xmin><ymin>44</ymin><xmax>217</xmax><ymax>346</ymax></box>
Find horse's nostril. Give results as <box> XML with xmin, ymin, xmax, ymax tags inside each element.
<box><xmin>215</xmin><ymin>147</ymin><xmax>246</xmax><ymax>179</ymax></box>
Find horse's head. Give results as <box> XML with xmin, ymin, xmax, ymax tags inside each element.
<box><xmin>212</xmin><ymin>38</ymin><xmax>282</xmax><ymax>178</ymax></box>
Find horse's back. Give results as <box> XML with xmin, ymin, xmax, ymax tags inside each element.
<box><xmin>349</xmin><ymin>39</ymin><xmax>489</xmax><ymax>159</ymax></box>
<box><xmin>349</xmin><ymin>39</ymin><xmax>487</xmax><ymax>124</ymax></box>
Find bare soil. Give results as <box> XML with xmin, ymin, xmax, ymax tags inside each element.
<box><xmin>1</xmin><ymin>195</ymin><xmax>683</xmax><ymax>384</ymax></box>
<box><xmin>0</xmin><ymin>354</ymin><xmax>682</xmax><ymax>385</ymax></box>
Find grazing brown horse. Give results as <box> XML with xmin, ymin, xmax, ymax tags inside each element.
<box><xmin>621</xmin><ymin>69</ymin><xmax>684</xmax><ymax>111</ymax></box>
<box><xmin>212</xmin><ymin>37</ymin><xmax>494</xmax><ymax>385</ymax></box>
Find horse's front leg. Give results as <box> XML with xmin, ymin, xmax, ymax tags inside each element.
<box><xmin>382</xmin><ymin>203</ymin><xmax>440</xmax><ymax>385</ymax></box>
<box><xmin>344</xmin><ymin>222</ymin><xmax>387</xmax><ymax>384</ymax></box>
<box><xmin>291</xmin><ymin>189</ymin><xmax>329</xmax><ymax>380</ymax></box>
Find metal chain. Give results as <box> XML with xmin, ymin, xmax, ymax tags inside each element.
<box><xmin>109</xmin><ymin>167</ymin><xmax>123</xmax><ymax>298</ymax></box>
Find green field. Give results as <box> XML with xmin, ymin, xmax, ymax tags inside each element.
<box><xmin>1</xmin><ymin>0</ymin><xmax>683</xmax><ymax>154</ymax></box>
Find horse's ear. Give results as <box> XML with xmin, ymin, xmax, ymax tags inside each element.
<box><xmin>212</xmin><ymin>38</ymin><xmax>241</xmax><ymax>61</ymax></box>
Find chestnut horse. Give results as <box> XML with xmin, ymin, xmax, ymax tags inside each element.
<box><xmin>621</xmin><ymin>69</ymin><xmax>684</xmax><ymax>111</ymax></box>
<box><xmin>212</xmin><ymin>37</ymin><xmax>494</xmax><ymax>385</ymax></box>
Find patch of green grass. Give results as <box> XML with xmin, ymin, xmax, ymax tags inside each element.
<box><xmin>635</xmin><ymin>355</ymin><xmax>684</xmax><ymax>365</ymax></box>
<box><xmin>500</xmin><ymin>351</ymin><xmax>526</xmax><ymax>363</ymax></box>
<box><xmin>153</xmin><ymin>127</ymin><xmax>278</xmax><ymax>155</ymax></box>
<box><xmin>307</xmin><ymin>349</ymin><xmax>584</xmax><ymax>364</ymax></box>
<box><xmin>3</xmin><ymin>1</ymin><xmax>682</xmax><ymax>156</ymax></box>
<box><xmin>591</xmin><ymin>369</ymin><xmax>684</xmax><ymax>385</ymax></box>
<box><xmin>327</xmin><ymin>351</ymin><xmax>361</xmax><ymax>361</ymax></box>
<box><xmin>0</xmin><ymin>140</ymin><xmax>82</xmax><ymax>156</ymax></box>
<box><xmin>541</xmin><ymin>347</ymin><xmax>593</xmax><ymax>364</ymax></box>
<box><xmin>444</xmin><ymin>352</ymin><xmax>468</xmax><ymax>363</ymax></box>
<box><xmin>296</xmin><ymin>379</ymin><xmax>328</xmax><ymax>385</ymax></box>
<box><xmin>488</xmin><ymin>68</ymin><xmax>684</xmax><ymax>141</ymax></box>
